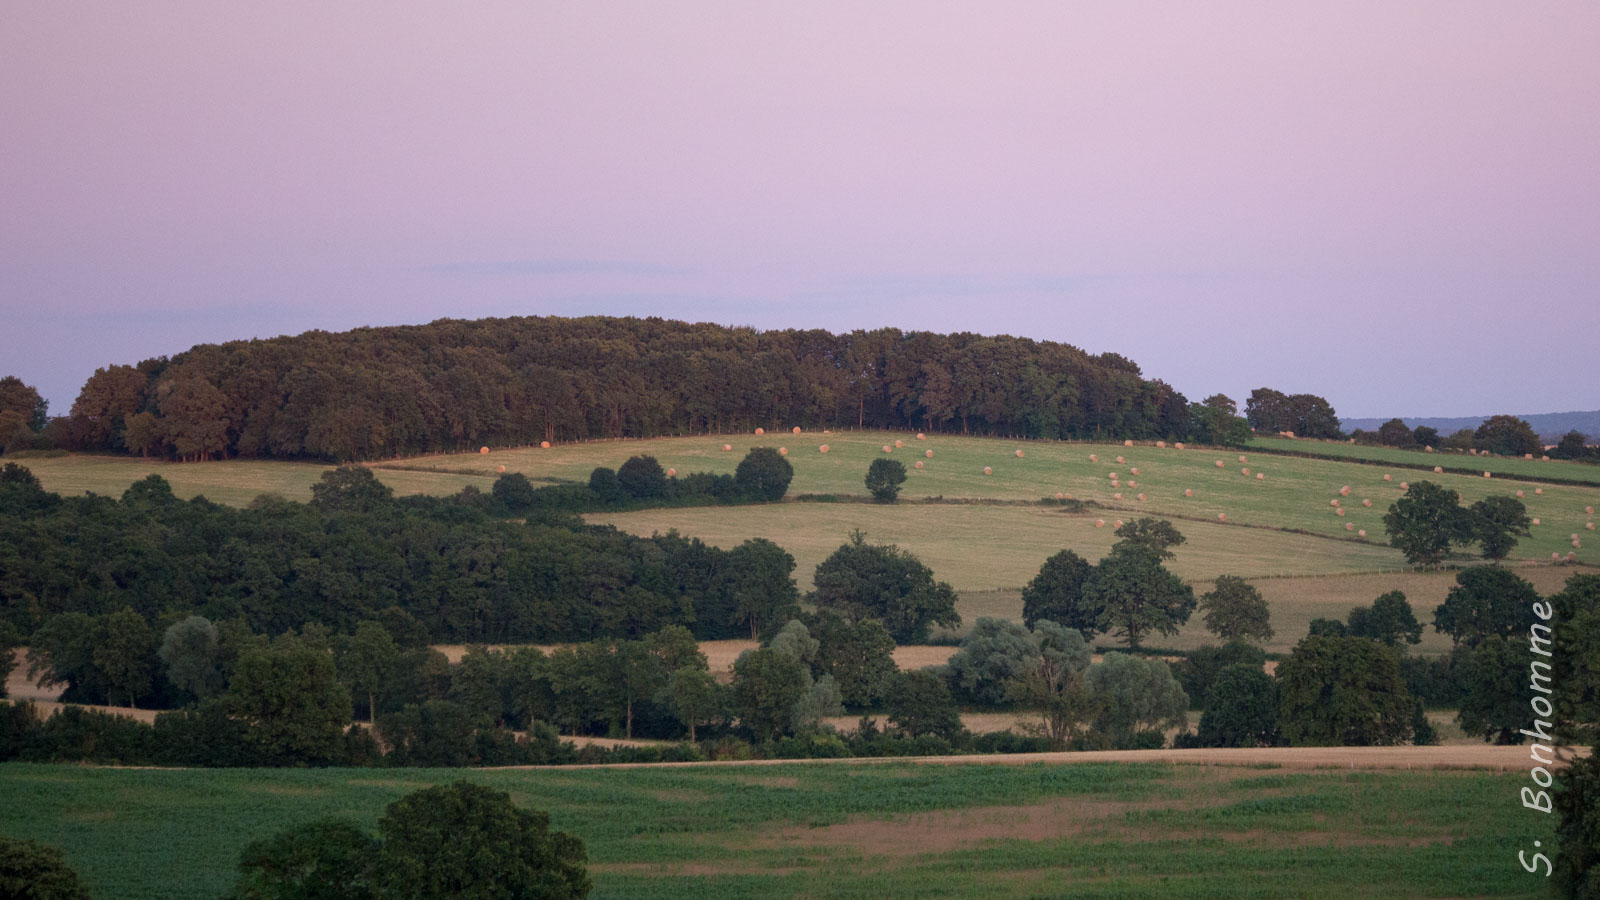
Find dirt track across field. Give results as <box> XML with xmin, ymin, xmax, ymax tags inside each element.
<box><xmin>515</xmin><ymin>743</ymin><xmax>1584</xmax><ymax>772</ymax></box>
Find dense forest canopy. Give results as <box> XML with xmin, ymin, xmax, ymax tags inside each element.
<box><xmin>63</xmin><ymin>316</ymin><xmax>1196</xmax><ymax>461</ymax></box>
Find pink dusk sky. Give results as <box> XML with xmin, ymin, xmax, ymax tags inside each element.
<box><xmin>3</xmin><ymin>3</ymin><xmax>1597</xmax><ymax>419</ymax></box>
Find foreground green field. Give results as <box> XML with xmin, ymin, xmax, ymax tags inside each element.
<box><xmin>0</xmin><ymin>761</ymin><xmax>1556</xmax><ymax>899</ymax></box>
<box><xmin>1249</xmin><ymin>434</ymin><xmax>1600</xmax><ymax>485</ymax></box>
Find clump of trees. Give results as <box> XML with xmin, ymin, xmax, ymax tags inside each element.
<box><xmin>1382</xmin><ymin>481</ymin><xmax>1532</xmax><ymax>565</ymax></box>
<box><xmin>1244</xmin><ymin>388</ymin><xmax>1340</xmax><ymax>438</ymax></box>
<box><xmin>810</xmin><ymin>531</ymin><xmax>960</xmax><ymax>643</ymax></box>
<box><xmin>499</xmin><ymin>448</ymin><xmax>793</xmax><ymax>515</ymax></box>
<box><xmin>864</xmin><ymin>458</ymin><xmax>907</xmax><ymax>503</ymax></box>
<box><xmin>0</xmin><ymin>836</ymin><xmax>91</xmax><ymax>900</ymax></box>
<box><xmin>1021</xmin><ymin>519</ymin><xmax>1195</xmax><ymax>649</ymax></box>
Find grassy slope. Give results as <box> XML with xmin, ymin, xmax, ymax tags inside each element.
<box><xmin>1248</xmin><ymin>434</ymin><xmax>1600</xmax><ymax>485</ymax></box>
<box><xmin>0</xmin><ymin>762</ymin><xmax>1554</xmax><ymax>899</ymax></box>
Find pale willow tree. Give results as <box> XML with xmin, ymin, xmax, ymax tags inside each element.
<box><xmin>159</xmin><ymin>615</ymin><xmax>224</xmax><ymax>700</ymax></box>
<box><xmin>1005</xmin><ymin>622</ymin><xmax>1097</xmax><ymax>750</ymax></box>
<box><xmin>1085</xmin><ymin>653</ymin><xmax>1189</xmax><ymax>749</ymax></box>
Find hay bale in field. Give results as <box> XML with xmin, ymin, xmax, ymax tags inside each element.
<box><xmin>1362</xmin><ymin>499</ymin><xmax>1372</xmax><ymax>507</ymax></box>
<box><xmin>1128</xmin><ymin>480</ymin><xmax>1137</xmax><ymax>488</ymax></box>
<box><xmin>984</xmin><ymin>466</ymin><xmax>992</xmax><ymax>475</ymax></box>
<box><xmin>1216</xmin><ymin>460</ymin><xmax>1225</xmax><ymax>468</ymax></box>
<box><xmin>778</xmin><ymin>447</ymin><xmax>788</xmax><ymax>455</ymax></box>
<box><xmin>926</xmin><ymin>450</ymin><xmax>934</xmax><ymax>458</ymax></box>
<box><xmin>1532</xmin><ymin>518</ymin><xmax>1541</xmax><ymax>526</ymax></box>
<box><xmin>1570</xmin><ymin>552</ymin><xmax>1579</xmax><ymax>561</ymax></box>
<box><xmin>915</xmin><ymin>461</ymin><xmax>924</xmax><ymax>469</ymax></box>
<box><xmin>883</xmin><ymin>445</ymin><xmax>893</xmax><ymax>453</ymax></box>
<box><xmin>1113</xmin><ymin>492</ymin><xmax>1123</xmax><ymax>500</ymax></box>
<box><xmin>793</xmin><ymin>426</ymin><xmax>802</xmax><ymax>434</ymax></box>
<box><xmin>666</xmin><ymin>468</ymin><xmax>676</xmax><ymax>476</ymax></box>
<box><xmin>1535</xmin><ymin>488</ymin><xmax>1543</xmax><ymax>495</ymax></box>
<box><xmin>497</xmin><ymin>465</ymin><xmax>506</xmax><ymax>473</ymax></box>
<box><xmin>1217</xmin><ymin>513</ymin><xmax>1227</xmax><ymax>522</ymax></box>
<box><xmin>1346</xmin><ymin>523</ymin><xmax>1355</xmax><ymax>531</ymax></box>
<box><xmin>1124</xmin><ymin>440</ymin><xmax>1134</xmax><ymax>447</ymax></box>
<box><xmin>1425</xmin><ymin>446</ymin><xmax>1434</xmax><ymax>452</ymax></box>
<box><xmin>1016</xmin><ymin>449</ymin><xmax>1025</xmax><ymax>458</ymax></box>
<box><xmin>1130</xmin><ymin>467</ymin><xmax>1140</xmax><ymax>475</ymax></box>
<box><xmin>1383</xmin><ymin>474</ymin><xmax>1393</xmax><ymax>482</ymax></box>
<box><xmin>1484</xmin><ymin>472</ymin><xmax>1491</xmax><ymax>478</ymax></box>
<box><xmin>1543</xmin><ymin>455</ymin><xmax>1551</xmax><ymax>461</ymax></box>
<box><xmin>1589</xmin><ymin>523</ymin><xmax>1597</xmax><ymax>531</ymax></box>
<box><xmin>917</xmin><ymin>433</ymin><xmax>926</xmax><ymax>440</ymax></box>
<box><xmin>1331</xmin><ymin>499</ymin><xmax>1340</xmax><ymax>507</ymax></box>
<box><xmin>1256</xmin><ymin>473</ymin><xmax>1265</xmax><ymax>480</ymax></box>
<box><xmin>1525</xmin><ymin>453</ymin><xmax>1533</xmax><ymax>460</ymax></box>
<box><xmin>895</xmin><ymin>440</ymin><xmax>904</xmax><ymax>448</ymax></box>
<box><xmin>722</xmin><ymin>444</ymin><xmax>733</xmax><ymax>452</ymax></box>
<box><xmin>1575</xmin><ymin>540</ymin><xmax>1583</xmax><ymax>549</ymax></box>
<box><xmin>1095</xmin><ymin>519</ymin><xmax>1105</xmax><ymax>528</ymax></box>
<box><xmin>480</xmin><ymin>446</ymin><xmax>489</xmax><ymax>455</ymax></box>
<box><xmin>1184</xmin><ymin>489</ymin><xmax>1194</xmax><ymax>497</ymax></box>
<box><xmin>1339</xmin><ymin>486</ymin><xmax>1351</xmax><ymax>496</ymax></box>
<box><xmin>1517</xmin><ymin>490</ymin><xmax>1525</xmax><ymax>498</ymax></box>
<box><xmin>1116</xmin><ymin>455</ymin><xmax>1125</xmax><ymax>464</ymax></box>
<box><xmin>819</xmin><ymin>444</ymin><xmax>830</xmax><ymax>453</ymax></box>
<box><xmin>824</xmin><ymin>430</ymin><xmax>831</xmax><ymax>435</ymax></box>
<box><xmin>1573</xmin><ymin>534</ymin><xmax>1581</xmax><ymax>541</ymax></box>
<box><xmin>1400</xmin><ymin>482</ymin><xmax>1409</xmax><ymax>490</ymax></box>
<box><xmin>1553</xmin><ymin>553</ymin><xmax>1562</xmax><ymax>560</ymax></box>
<box><xmin>1054</xmin><ymin>492</ymin><xmax>1063</xmax><ymax>500</ymax></box>
<box><xmin>1238</xmin><ymin>454</ymin><xmax>1248</xmax><ymax>463</ymax></box>
<box><xmin>1588</xmin><ymin>506</ymin><xmax>1595</xmax><ymax>515</ymax></box>
<box><xmin>1157</xmin><ymin>441</ymin><xmax>1166</xmax><ymax>448</ymax></box>
<box><xmin>1358</xmin><ymin>529</ymin><xmax>1367</xmax><ymax>537</ymax></box>
<box><xmin>1175</xmin><ymin>442</ymin><xmax>1185</xmax><ymax>450</ymax></box>
<box><xmin>1336</xmin><ymin>508</ymin><xmax>1346</xmax><ymax>517</ymax></box>
<box><xmin>1434</xmin><ymin>466</ymin><xmax>1443</xmax><ymax>473</ymax></box>
<box><xmin>1089</xmin><ymin>454</ymin><xmax>1098</xmax><ymax>462</ymax></box>
<box><xmin>1109</xmin><ymin>472</ymin><xmax>1119</xmax><ymax>479</ymax></box>
<box><xmin>755</xmin><ymin>427</ymin><xmax>765</xmax><ymax>435</ymax></box>
<box><xmin>1241</xmin><ymin>467</ymin><xmax>1250</xmax><ymax>475</ymax></box>
<box><xmin>540</xmin><ymin>441</ymin><xmax>550</xmax><ymax>449</ymax></box>
<box><xmin>1114</xmin><ymin>519</ymin><xmax>1124</xmax><ymax>528</ymax></box>
<box><xmin>1137</xmin><ymin>493</ymin><xmax>1147</xmax><ymax>501</ymax></box>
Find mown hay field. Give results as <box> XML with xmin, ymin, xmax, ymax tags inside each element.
<box><xmin>0</xmin><ymin>761</ymin><xmax>1556</xmax><ymax>899</ymax></box>
<box><xmin>1248</xmin><ymin>434</ymin><xmax>1600</xmax><ymax>485</ymax></box>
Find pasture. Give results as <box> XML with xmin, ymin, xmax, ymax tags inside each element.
<box><xmin>0</xmin><ymin>760</ymin><xmax>1556</xmax><ymax>899</ymax></box>
<box><xmin>1248</xmin><ymin>434</ymin><xmax>1600</xmax><ymax>486</ymax></box>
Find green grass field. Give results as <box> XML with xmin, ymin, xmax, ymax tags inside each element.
<box><xmin>1248</xmin><ymin>434</ymin><xmax>1600</xmax><ymax>486</ymax></box>
<box><xmin>0</xmin><ymin>761</ymin><xmax>1556</xmax><ymax>899</ymax></box>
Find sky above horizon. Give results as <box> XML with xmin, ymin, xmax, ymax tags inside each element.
<box><xmin>3</xmin><ymin>3</ymin><xmax>1597</xmax><ymax>420</ymax></box>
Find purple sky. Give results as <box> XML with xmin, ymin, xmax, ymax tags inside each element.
<box><xmin>4</xmin><ymin>3</ymin><xmax>1597</xmax><ymax>419</ymax></box>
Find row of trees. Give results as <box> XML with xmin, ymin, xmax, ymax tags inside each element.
<box><xmin>1382</xmin><ymin>481</ymin><xmax>1535</xmax><ymax>565</ymax></box>
<box><xmin>53</xmin><ymin>317</ymin><xmax>1208</xmax><ymax>462</ymax></box>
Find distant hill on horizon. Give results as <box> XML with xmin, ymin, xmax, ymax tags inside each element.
<box><xmin>1340</xmin><ymin>410</ymin><xmax>1599</xmax><ymax>444</ymax></box>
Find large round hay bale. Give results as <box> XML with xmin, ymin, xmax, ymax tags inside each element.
<box><xmin>666</xmin><ymin>468</ymin><xmax>676</xmax><ymax>476</ymax></box>
<box><xmin>1113</xmin><ymin>492</ymin><xmax>1123</xmax><ymax>500</ymax></box>
<box><xmin>1175</xmin><ymin>442</ymin><xmax>1185</xmax><ymax>450</ymax></box>
<box><xmin>1589</xmin><ymin>523</ymin><xmax>1597</xmax><ymax>531</ymax></box>
<box><xmin>1383</xmin><ymin>474</ymin><xmax>1393</xmax><ymax>482</ymax></box>
<box><xmin>793</xmin><ymin>426</ymin><xmax>802</xmax><ymax>435</ymax></box>
<box><xmin>1543</xmin><ymin>455</ymin><xmax>1551</xmax><ymax>461</ymax></box>
<box><xmin>1109</xmin><ymin>472</ymin><xmax>1119</xmax><ymax>479</ymax></box>
<box><xmin>895</xmin><ymin>440</ymin><xmax>904</xmax><ymax>448</ymax></box>
<box><xmin>1358</xmin><ymin>529</ymin><xmax>1367</xmax><ymax>537</ymax></box>
<box><xmin>1124</xmin><ymin>440</ymin><xmax>1134</xmax><ymax>447</ymax></box>
<box><xmin>1089</xmin><ymin>454</ymin><xmax>1099</xmax><ymax>462</ymax></box>
<box><xmin>1156</xmin><ymin>441</ymin><xmax>1166</xmax><ymax>448</ymax></box>
<box><xmin>1434</xmin><ymin>466</ymin><xmax>1443</xmax><ymax>473</ymax></box>
<box><xmin>925</xmin><ymin>450</ymin><xmax>934</xmax><ymax>458</ymax></box>
<box><xmin>824</xmin><ymin>430</ymin><xmax>831</xmax><ymax>435</ymax></box>
<box><xmin>1238</xmin><ymin>454</ymin><xmax>1247</xmax><ymax>463</ymax></box>
<box><xmin>755</xmin><ymin>427</ymin><xmax>765</xmax><ymax>435</ymax></box>
<box><xmin>1128</xmin><ymin>480</ymin><xmax>1137</xmax><ymax>488</ymax></box>
<box><xmin>917</xmin><ymin>433</ymin><xmax>925</xmax><ymax>440</ymax></box>
<box><xmin>1137</xmin><ymin>493</ymin><xmax>1147</xmax><ymax>501</ymax></box>
<box><xmin>1217</xmin><ymin>513</ymin><xmax>1227</xmax><ymax>522</ymax></box>
<box><xmin>1553</xmin><ymin>552</ymin><xmax>1562</xmax><ymax>560</ymax></box>
<box><xmin>1241</xmin><ymin>467</ymin><xmax>1250</xmax><ymax>475</ymax></box>
<box><xmin>1525</xmin><ymin>453</ymin><xmax>1533</xmax><ymax>460</ymax></box>
<box><xmin>1339</xmin><ymin>486</ymin><xmax>1351</xmax><ymax>496</ymax></box>
<box><xmin>480</xmin><ymin>446</ymin><xmax>489</xmax><ymax>455</ymax></box>
<box><xmin>1483</xmin><ymin>471</ymin><xmax>1492</xmax><ymax>478</ymax></box>
<box><xmin>1054</xmin><ymin>492</ymin><xmax>1063</xmax><ymax>500</ymax></box>
<box><xmin>540</xmin><ymin>441</ymin><xmax>550</xmax><ymax>449</ymax></box>
<box><xmin>1588</xmin><ymin>506</ymin><xmax>1595</xmax><ymax>515</ymax></box>
<box><xmin>1256</xmin><ymin>473</ymin><xmax>1265</xmax><ymax>480</ymax></box>
<box><xmin>497</xmin><ymin>465</ymin><xmax>506</xmax><ymax>473</ymax></box>
<box><xmin>1095</xmin><ymin>519</ymin><xmax>1105</xmax><ymax>528</ymax></box>
<box><xmin>1517</xmin><ymin>490</ymin><xmax>1525</xmax><ymax>498</ymax></box>
<box><xmin>1425</xmin><ymin>446</ymin><xmax>1434</xmax><ymax>452</ymax></box>
<box><xmin>1114</xmin><ymin>519</ymin><xmax>1124</xmax><ymax>528</ymax></box>
<box><xmin>1535</xmin><ymin>488</ymin><xmax>1543</xmax><ymax>495</ymax></box>
<box><xmin>779</xmin><ymin>447</ymin><xmax>788</xmax><ymax>455</ymax></box>
<box><xmin>1362</xmin><ymin>498</ymin><xmax>1372</xmax><ymax>507</ymax></box>
<box><xmin>1336</xmin><ymin>508</ymin><xmax>1346</xmax><ymax>516</ymax></box>
<box><xmin>820</xmin><ymin>444</ymin><xmax>830</xmax><ymax>453</ymax></box>
<box><xmin>1116</xmin><ymin>455</ymin><xmax>1125</xmax><ymax>464</ymax></box>
<box><xmin>882</xmin><ymin>445</ymin><xmax>892</xmax><ymax>453</ymax></box>
<box><xmin>1570</xmin><ymin>552</ymin><xmax>1579</xmax><ymax>561</ymax></box>
<box><xmin>1346</xmin><ymin>523</ymin><xmax>1354</xmax><ymax>531</ymax></box>
<box><xmin>915</xmin><ymin>461</ymin><xmax>924</xmax><ymax>469</ymax></box>
<box><xmin>722</xmin><ymin>444</ymin><xmax>732</xmax><ymax>452</ymax></box>
<box><xmin>1573</xmin><ymin>534</ymin><xmax>1581</xmax><ymax>541</ymax></box>
<box><xmin>1130</xmin><ymin>467</ymin><xmax>1140</xmax><ymax>475</ymax></box>
<box><xmin>984</xmin><ymin>466</ymin><xmax>992</xmax><ymax>475</ymax></box>
<box><xmin>1400</xmin><ymin>482</ymin><xmax>1409</xmax><ymax>490</ymax></box>
<box><xmin>1532</xmin><ymin>518</ymin><xmax>1541</xmax><ymax>525</ymax></box>
<box><xmin>1330</xmin><ymin>499</ymin><xmax>1340</xmax><ymax>507</ymax></box>
<box><xmin>1016</xmin><ymin>449</ymin><xmax>1025</xmax><ymax>458</ymax></box>
<box><xmin>1184</xmin><ymin>489</ymin><xmax>1194</xmax><ymax>497</ymax></box>
<box><xmin>1216</xmin><ymin>460</ymin><xmax>1225</xmax><ymax>468</ymax></box>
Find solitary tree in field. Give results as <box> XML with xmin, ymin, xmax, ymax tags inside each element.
<box><xmin>1081</xmin><ymin>543</ymin><xmax>1196</xmax><ymax>650</ymax></box>
<box><xmin>1112</xmin><ymin>518</ymin><xmax>1186</xmax><ymax>560</ymax></box>
<box><xmin>310</xmin><ymin>466</ymin><xmax>394</xmax><ymax>512</ymax></box>
<box><xmin>1469</xmin><ymin>495</ymin><xmax>1531</xmax><ymax>562</ymax></box>
<box><xmin>1021</xmin><ymin>549</ymin><xmax>1095</xmax><ymax>633</ymax></box>
<box><xmin>864</xmin><ymin>457</ymin><xmax>907</xmax><ymax>503</ymax></box>
<box><xmin>1382</xmin><ymin>481</ymin><xmax>1471</xmax><ymax>566</ymax></box>
<box><xmin>1377</xmin><ymin>418</ymin><xmax>1416</xmax><ymax>447</ymax></box>
<box><xmin>1198</xmin><ymin>575</ymin><xmax>1273</xmax><ymax>643</ymax></box>
<box><xmin>734</xmin><ymin>447</ymin><xmax>793</xmax><ymax>501</ymax></box>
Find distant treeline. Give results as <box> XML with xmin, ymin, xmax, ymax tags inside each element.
<box><xmin>62</xmin><ymin>316</ymin><xmax>1199</xmax><ymax>461</ymax></box>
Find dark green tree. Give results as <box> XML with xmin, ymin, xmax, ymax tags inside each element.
<box><xmin>1021</xmin><ymin>549</ymin><xmax>1095</xmax><ymax>633</ymax></box>
<box><xmin>335</xmin><ymin>622</ymin><xmax>403</xmax><ymax>722</ymax></box>
<box><xmin>1451</xmin><ymin>636</ymin><xmax>1532</xmax><ymax>744</ymax></box>
<box><xmin>0</xmin><ymin>376</ymin><xmax>48</xmax><ymax>435</ymax></box>
<box><xmin>864</xmin><ymin>457</ymin><xmax>907</xmax><ymax>503</ymax></box>
<box><xmin>585</xmin><ymin>468</ymin><xmax>626</xmax><ymax>505</ymax></box>
<box><xmin>1382</xmin><ymin>480</ymin><xmax>1471</xmax><ymax>566</ymax></box>
<box><xmin>1469</xmin><ymin>495</ymin><xmax>1532</xmax><ymax>562</ymax></box>
<box><xmin>1112</xmin><ymin>517</ymin><xmax>1186</xmax><ymax>560</ymax></box>
<box><xmin>1552</xmin><ymin>749</ymin><xmax>1600</xmax><ymax>896</ymax></box>
<box><xmin>810</xmin><ymin>532</ymin><xmax>960</xmax><ymax>643</ymax></box>
<box><xmin>884</xmin><ymin>669</ymin><xmax>963</xmax><ymax>740</ymax></box>
<box><xmin>0</xmin><ymin>621</ymin><xmax>19</xmax><ymax>699</ymax></box>
<box><xmin>733</xmin><ymin>447</ymin><xmax>793</xmax><ymax>501</ymax></box>
<box><xmin>159</xmin><ymin>615</ymin><xmax>224</xmax><ymax>700</ymax></box>
<box><xmin>1550</xmin><ymin>430</ymin><xmax>1592</xmax><ymax>461</ymax></box>
<box><xmin>95</xmin><ymin>606</ymin><xmax>156</xmax><ymax>708</ymax></box>
<box><xmin>309</xmin><ymin>467</ymin><xmax>394</xmax><ymax>512</ymax></box>
<box><xmin>1171</xmin><ymin>641</ymin><xmax>1268</xmax><ymax>710</ymax></box>
<box><xmin>1004</xmin><ymin>625</ymin><xmax>1097</xmax><ymax>750</ymax></box>
<box><xmin>725</xmin><ymin>538</ymin><xmax>800</xmax><ymax>640</ymax></box>
<box><xmin>490</xmin><ymin>472</ymin><xmax>538</xmax><ymax>510</ymax></box>
<box><xmin>1276</xmin><ymin>635</ymin><xmax>1412</xmax><ymax>746</ymax></box>
<box><xmin>1433</xmin><ymin>566</ymin><xmax>1539</xmax><ymax>649</ymax></box>
<box><xmin>1411</xmin><ymin>425</ymin><xmax>1440</xmax><ymax>448</ymax></box>
<box><xmin>1198</xmin><ymin>575</ymin><xmax>1273</xmax><ymax>643</ymax></box>
<box><xmin>0</xmin><ymin>836</ymin><xmax>90</xmax><ymax>900</ymax></box>
<box><xmin>730</xmin><ymin>647</ymin><xmax>811</xmax><ymax>741</ymax></box>
<box><xmin>1195</xmin><ymin>664</ymin><xmax>1278</xmax><ymax>748</ymax></box>
<box><xmin>809</xmin><ymin>612</ymin><xmax>897</xmax><ymax>708</ymax></box>
<box><xmin>224</xmin><ymin>646</ymin><xmax>352</xmax><ymax>765</ymax></box>
<box><xmin>1081</xmin><ymin>543</ymin><xmax>1196</xmax><ymax>650</ymax></box>
<box><xmin>945</xmin><ymin>617</ymin><xmax>1044</xmax><ymax>706</ymax></box>
<box><xmin>228</xmin><ymin>817</ymin><xmax>377</xmax><ymax>900</ymax></box>
<box><xmin>616</xmin><ymin>455</ymin><xmax>667</xmax><ymax>500</ymax></box>
<box><xmin>1346</xmin><ymin>591</ymin><xmax>1422</xmax><ymax>647</ymax></box>
<box><xmin>1472</xmin><ymin>414</ymin><xmax>1540</xmax><ymax>457</ymax></box>
<box><xmin>1377</xmin><ymin>418</ymin><xmax>1416</xmax><ymax>447</ymax></box>
<box><xmin>373</xmin><ymin>781</ymin><xmax>590</xmax><ymax>899</ymax></box>
<box><xmin>662</xmin><ymin>665</ymin><xmax>723</xmax><ymax>742</ymax></box>
<box><xmin>1550</xmin><ymin>574</ymin><xmax>1600</xmax><ymax>744</ymax></box>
